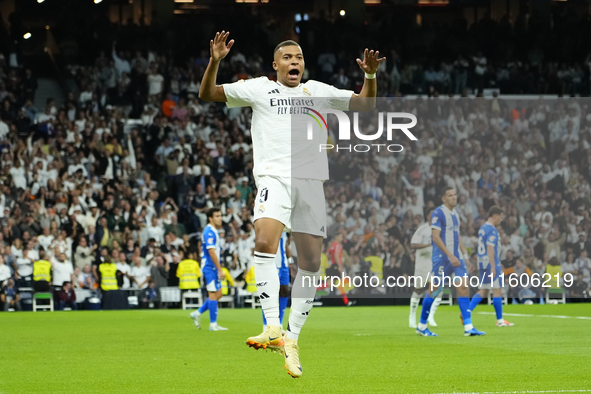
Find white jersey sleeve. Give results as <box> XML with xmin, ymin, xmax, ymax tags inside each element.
<box><xmin>411</xmin><ymin>223</ymin><xmax>431</xmax><ymax>245</ymax></box>
<box><xmin>223</xmin><ymin>77</ymin><xmax>269</xmax><ymax>108</ymax></box>
<box><xmin>304</xmin><ymin>80</ymin><xmax>353</xmax><ymax>111</ymax></box>
<box><xmin>411</xmin><ymin>226</ymin><xmax>424</xmax><ymax>245</ymax></box>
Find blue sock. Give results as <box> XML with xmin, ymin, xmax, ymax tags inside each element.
<box><xmin>419</xmin><ymin>294</ymin><xmax>434</xmax><ymax>324</ymax></box>
<box><xmin>493</xmin><ymin>297</ymin><xmax>503</xmax><ymax>320</ymax></box>
<box><xmin>279</xmin><ymin>296</ymin><xmax>288</xmax><ymax>325</ymax></box>
<box><xmin>262</xmin><ymin>310</ymin><xmax>267</xmax><ymax>326</ymax></box>
<box><xmin>198</xmin><ymin>299</ymin><xmax>209</xmax><ymax>314</ymax></box>
<box><xmin>469</xmin><ymin>294</ymin><xmax>483</xmax><ymax>312</ymax></box>
<box><xmin>432</xmin><ymin>286</ymin><xmax>443</xmax><ymax>298</ymax></box>
<box><xmin>458</xmin><ymin>297</ymin><xmax>472</xmax><ymax>325</ymax></box>
<box><xmin>209</xmin><ymin>300</ymin><xmax>218</xmax><ymax>324</ymax></box>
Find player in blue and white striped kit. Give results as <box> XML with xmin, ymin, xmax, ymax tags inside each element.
<box><xmin>190</xmin><ymin>208</ymin><xmax>228</xmax><ymax>331</ymax></box>
<box><xmin>468</xmin><ymin>206</ymin><xmax>514</xmax><ymax>327</ymax></box>
<box><xmin>416</xmin><ymin>186</ymin><xmax>485</xmax><ymax>337</ymax></box>
<box><xmin>263</xmin><ymin>231</ymin><xmax>291</xmax><ymax>331</ymax></box>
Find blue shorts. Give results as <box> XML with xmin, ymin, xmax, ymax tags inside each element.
<box><xmin>478</xmin><ymin>261</ymin><xmax>502</xmax><ymax>289</ymax></box>
<box><xmin>431</xmin><ymin>254</ymin><xmax>468</xmax><ymax>281</ymax></box>
<box><xmin>278</xmin><ymin>266</ymin><xmax>290</xmax><ymax>286</ymax></box>
<box><xmin>479</xmin><ymin>262</ymin><xmax>502</xmax><ymax>282</ymax></box>
<box><xmin>203</xmin><ymin>268</ymin><xmax>221</xmax><ymax>292</ymax></box>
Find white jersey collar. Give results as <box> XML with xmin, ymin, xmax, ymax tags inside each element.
<box><xmin>275</xmin><ymin>80</ymin><xmax>303</xmax><ymax>89</ymax></box>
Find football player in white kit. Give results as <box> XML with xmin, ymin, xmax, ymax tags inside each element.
<box><xmin>199</xmin><ymin>31</ymin><xmax>384</xmax><ymax>378</ymax></box>
<box><xmin>409</xmin><ymin>207</ymin><xmax>443</xmax><ymax>328</ymax></box>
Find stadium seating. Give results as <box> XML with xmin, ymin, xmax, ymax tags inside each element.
<box><xmin>546</xmin><ymin>288</ymin><xmax>566</xmax><ymax>304</ymax></box>
<box><xmin>33</xmin><ymin>293</ymin><xmax>54</xmax><ymax>312</ymax></box>
<box><xmin>182</xmin><ymin>290</ymin><xmax>204</xmax><ymax>310</ymax></box>
<box><xmin>440</xmin><ymin>289</ymin><xmax>454</xmax><ymax>306</ymax></box>
<box><xmin>486</xmin><ymin>292</ymin><xmax>508</xmax><ymax>305</ymax></box>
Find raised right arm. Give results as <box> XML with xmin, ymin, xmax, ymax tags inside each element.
<box><xmin>199</xmin><ymin>31</ymin><xmax>233</xmax><ymax>102</ymax></box>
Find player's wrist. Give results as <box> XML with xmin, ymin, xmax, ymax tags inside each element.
<box><xmin>364</xmin><ymin>72</ymin><xmax>376</xmax><ymax>79</ymax></box>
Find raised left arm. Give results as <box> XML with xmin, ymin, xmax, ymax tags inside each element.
<box><xmin>349</xmin><ymin>49</ymin><xmax>386</xmax><ymax>112</ymax></box>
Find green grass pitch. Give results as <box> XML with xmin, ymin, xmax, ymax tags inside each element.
<box><xmin>1</xmin><ymin>304</ymin><xmax>590</xmax><ymax>393</ymax></box>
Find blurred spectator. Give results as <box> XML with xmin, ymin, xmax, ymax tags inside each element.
<box><xmin>569</xmin><ymin>273</ymin><xmax>590</xmax><ymax>299</ymax></box>
<box><xmin>51</xmin><ymin>252</ymin><xmax>75</xmax><ymax>290</ymax></box>
<box><xmin>140</xmin><ymin>280</ymin><xmax>160</xmax><ymax>309</ymax></box>
<box><xmin>116</xmin><ymin>253</ymin><xmax>132</xmax><ymax>290</ymax></box>
<box><xmin>0</xmin><ymin>255</ymin><xmax>10</xmax><ymax>286</ymax></box>
<box><xmin>1</xmin><ymin>279</ymin><xmax>21</xmax><ymax>311</ymax></box>
<box><xmin>77</xmin><ymin>265</ymin><xmax>96</xmax><ymax>290</ymax></box>
<box><xmin>130</xmin><ymin>256</ymin><xmax>151</xmax><ymax>290</ymax></box>
<box><xmin>150</xmin><ymin>255</ymin><xmax>170</xmax><ymax>289</ymax></box>
<box><xmin>57</xmin><ymin>281</ymin><xmax>77</xmax><ymax>310</ymax></box>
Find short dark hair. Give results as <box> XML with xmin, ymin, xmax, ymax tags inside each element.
<box><xmin>274</xmin><ymin>40</ymin><xmax>300</xmax><ymax>55</ymax></box>
<box><xmin>488</xmin><ymin>205</ymin><xmax>504</xmax><ymax>218</ymax></box>
<box><xmin>440</xmin><ymin>186</ymin><xmax>454</xmax><ymax>198</ymax></box>
<box><xmin>207</xmin><ymin>207</ymin><xmax>221</xmax><ymax>220</ymax></box>
<box><xmin>62</xmin><ymin>281</ymin><xmax>71</xmax><ymax>287</ymax></box>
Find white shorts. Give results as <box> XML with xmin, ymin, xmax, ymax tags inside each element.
<box><xmin>479</xmin><ymin>277</ymin><xmax>502</xmax><ymax>290</ymax></box>
<box><xmin>253</xmin><ymin>176</ymin><xmax>327</xmax><ymax>238</ymax></box>
<box><xmin>413</xmin><ymin>259</ymin><xmax>432</xmax><ymax>288</ymax></box>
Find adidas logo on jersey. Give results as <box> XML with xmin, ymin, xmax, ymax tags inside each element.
<box><xmin>267</xmin><ymin>89</ymin><xmax>280</xmax><ymax>94</ymax></box>
<box><xmin>259</xmin><ymin>292</ymin><xmax>270</xmax><ymax>299</ymax></box>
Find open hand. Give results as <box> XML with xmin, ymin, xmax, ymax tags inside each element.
<box><xmin>356</xmin><ymin>49</ymin><xmax>386</xmax><ymax>75</ymax></box>
<box><xmin>210</xmin><ymin>31</ymin><xmax>234</xmax><ymax>62</ymax></box>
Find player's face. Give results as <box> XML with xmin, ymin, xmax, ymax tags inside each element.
<box><xmin>442</xmin><ymin>189</ymin><xmax>457</xmax><ymax>208</ymax></box>
<box><xmin>273</xmin><ymin>45</ymin><xmax>305</xmax><ymax>87</ymax></box>
<box><xmin>210</xmin><ymin>212</ymin><xmax>223</xmax><ymax>228</ymax></box>
<box><xmin>494</xmin><ymin>213</ymin><xmax>504</xmax><ymax>226</ymax></box>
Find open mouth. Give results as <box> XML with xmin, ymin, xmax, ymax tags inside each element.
<box><xmin>288</xmin><ymin>69</ymin><xmax>300</xmax><ymax>80</ymax></box>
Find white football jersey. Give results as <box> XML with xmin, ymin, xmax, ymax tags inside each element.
<box><xmin>223</xmin><ymin>77</ymin><xmax>353</xmax><ymax>180</ymax></box>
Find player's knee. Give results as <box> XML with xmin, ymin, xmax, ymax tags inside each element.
<box><xmin>298</xmin><ymin>254</ymin><xmax>321</xmax><ymax>271</ymax></box>
<box><xmin>254</xmin><ymin>238</ymin><xmax>277</xmax><ymax>254</ymax></box>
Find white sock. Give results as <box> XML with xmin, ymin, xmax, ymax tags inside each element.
<box><xmin>287</xmin><ymin>268</ymin><xmax>319</xmax><ymax>340</ymax></box>
<box><xmin>497</xmin><ymin>319</ymin><xmax>504</xmax><ymax>324</ymax></box>
<box><xmin>254</xmin><ymin>251</ymin><xmax>280</xmax><ymax>327</ymax></box>
<box><xmin>418</xmin><ymin>322</ymin><xmax>428</xmax><ymax>331</ymax></box>
<box><xmin>464</xmin><ymin>323</ymin><xmax>474</xmax><ymax>331</ymax></box>
<box><xmin>410</xmin><ymin>292</ymin><xmax>421</xmax><ymax>319</ymax></box>
<box><xmin>429</xmin><ymin>291</ymin><xmax>443</xmax><ymax>321</ymax></box>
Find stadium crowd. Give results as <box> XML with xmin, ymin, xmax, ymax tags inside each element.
<box><xmin>2</xmin><ymin>8</ymin><xmax>591</xmax><ymax>310</ymax></box>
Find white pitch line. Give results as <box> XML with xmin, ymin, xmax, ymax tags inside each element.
<box><xmin>477</xmin><ymin>312</ymin><xmax>591</xmax><ymax>320</ymax></box>
<box><xmin>434</xmin><ymin>390</ymin><xmax>591</xmax><ymax>394</ymax></box>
